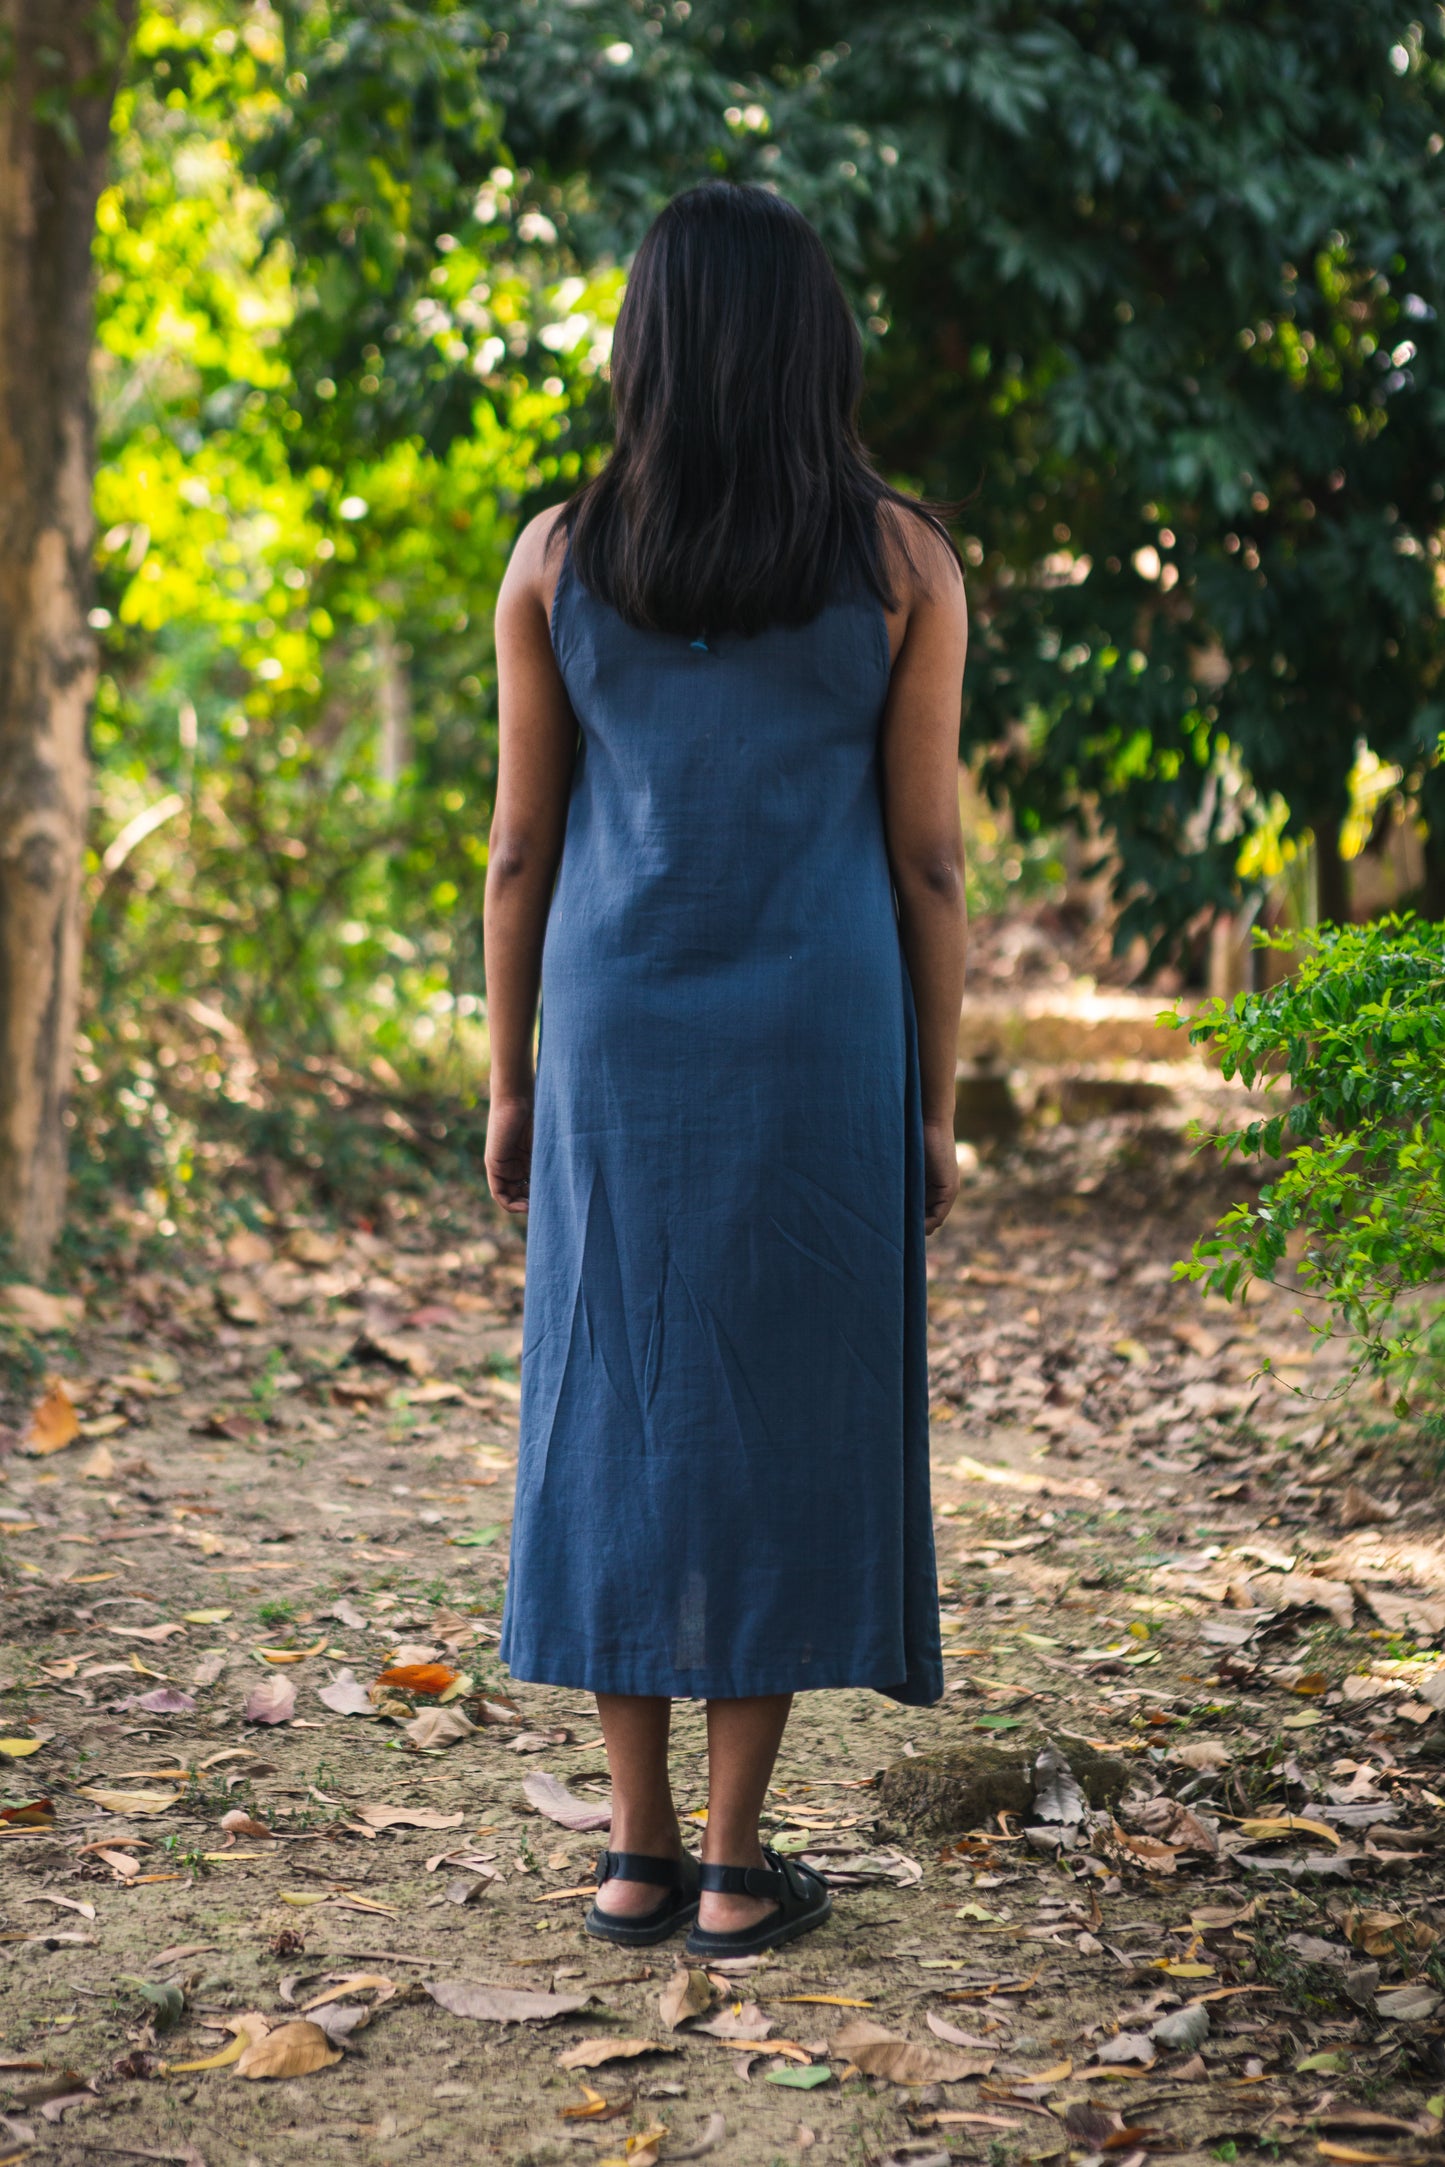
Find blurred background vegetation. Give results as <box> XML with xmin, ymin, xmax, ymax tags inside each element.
<box><xmin>3</xmin><ymin>0</ymin><xmax>1443</xmax><ymax>1295</ymax></box>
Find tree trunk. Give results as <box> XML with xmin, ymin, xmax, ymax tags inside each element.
<box><xmin>375</xmin><ymin>619</ymin><xmax>412</xmax><ymax>786</ymax></box>
<box><xmin>0</xmin><ymin>0</ymin><xmax>130</xmax><ymax>1272</ymax></box>
<box><xmin>1418</xmin><ymin>764</ymin><xmax>1445</xmax><ymax>922</ymax></box>
<box><xmin>1312</xmin><ymin>811</ymin><xmax>1350</xmax><ymax>928</ymax></box>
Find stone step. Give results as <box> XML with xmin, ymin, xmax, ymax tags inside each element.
<box><xmin>958</xmin><ymin>986</ymin><xmax>1211</xmax><ymax>1067</ymax></box>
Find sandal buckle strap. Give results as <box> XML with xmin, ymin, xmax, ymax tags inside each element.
<box><xmin>594</xmin><ymin>1849</ymin><xmax>688</xmax><ymax>1888</ymax></box>
<box><xmin>697</xmin><ymin>1860</ymin><xmax>784</xmax><ymax>1898</ymax></box>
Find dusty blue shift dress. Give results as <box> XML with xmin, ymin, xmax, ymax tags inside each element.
<box><xmin>498</xmin><ymin>548</ymin><xmax>943</xmax><ymax>1707</ymax></box>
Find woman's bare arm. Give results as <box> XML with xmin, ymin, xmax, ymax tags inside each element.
<box><xmin>879</xmin><ymin>515</ymin><xmax>969</xmax><ymax>1234</ymax></box>
<box><xmin>483</xmin><ymin>509</ymin><xmax>576</xmax><ymax>1213</ymax></box>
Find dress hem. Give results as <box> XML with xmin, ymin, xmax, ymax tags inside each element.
<box><xmin>498</xmin><ymin>1646</ymin><xmax>943</xmax><ymax>1709</ymax></box>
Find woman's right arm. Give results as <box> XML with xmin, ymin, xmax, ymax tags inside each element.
<box><xmin>483</xmin><ymin>510</ymin><xmax>577</xmax><ymax>1214</ymax></box>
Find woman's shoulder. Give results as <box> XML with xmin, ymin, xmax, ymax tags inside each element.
<box><xmin>880</xmin><ymin>500</ymin><xmax>964</xmax><ymax>604</ymax></box>
<box><xmin>877</xmin><ymin>500</ymin><xmax>966</xmax><ymax>663</ymax></box>
<box><xmin>491</xmin><ymin>507</ymin><xmax>571</xmax><ymax>650</ymax></box>
<box><xmin>501</xmin><ymin>504</ymin><xmax>571</xmax><ymax>622</ymax></box>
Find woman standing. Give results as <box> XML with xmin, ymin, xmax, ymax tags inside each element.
<box><xmin>484</xmin><ymin>183</ymin><xmax>968</xmax><ymax>1958</ymax></box>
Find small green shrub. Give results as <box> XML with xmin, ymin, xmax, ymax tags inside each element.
<box><xmin>1175</xmin><ymin>916</ymin><xmax>1445</xmax><ymax>1401</ymax></box>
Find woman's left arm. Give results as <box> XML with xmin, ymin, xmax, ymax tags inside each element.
<box><xmin>483</xmin><ymin>510</ymin><xmax>577</xmax><ymax>1214</ymax></box>
<box><xmin>880</xmin><ymin>521</ymin><xmax>969</xmax><ymax>1235</ymax></box>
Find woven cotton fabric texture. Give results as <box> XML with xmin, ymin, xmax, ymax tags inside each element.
<box><xmin>499</xmin><ymin>549</ymin><xmax>942</xmax><ymax>1706</ymax></box>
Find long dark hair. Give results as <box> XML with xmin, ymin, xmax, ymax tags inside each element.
<box><xmin>562</xmin><ymin>183</ymin><xmax>958</xmax><ymax>637</ymax></box>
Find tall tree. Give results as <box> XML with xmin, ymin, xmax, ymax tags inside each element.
<box><xmin>0</xmin><ymin>0</ymin><xmax>133</xmax><ymax>1268</ymax></box>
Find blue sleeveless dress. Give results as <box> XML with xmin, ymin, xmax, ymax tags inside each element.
<box><xmin>498</xmin><ymin>550</ymin><xmax>942</xmax><ymax>1707</ymax></box>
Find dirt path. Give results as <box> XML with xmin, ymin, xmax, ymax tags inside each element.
<box><xmin>3</xmin><ymin>1097</ymin><xmax>1444</xmax><ymax>2167</ymax></box>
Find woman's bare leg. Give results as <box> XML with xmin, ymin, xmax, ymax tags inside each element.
<box><xmin>698</xmin><ymin>1693</ymin><xmax>793</xmax><ymax>1933</ymax></box>
<box><xmin>592</xmin><ymin>1693</ymin><xmax>683</xmax><ymax>1917</ymax></box>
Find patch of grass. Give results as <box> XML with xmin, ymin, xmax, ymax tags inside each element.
<box><xmin>249</xmin><ymin>1346</ymin><xmax>288</xmax><ymax>1416</ymax></box>
<box><xmin>256</xmin><ymin>1598</ymin><xmax>297</xmax><ymax>1628</ymax></box>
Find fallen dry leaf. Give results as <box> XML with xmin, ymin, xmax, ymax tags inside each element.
<box><xmin>165</xmin><ymin>2013</ymin><xmax>270</xmax><ymax>2074</ymax></box>
<box><xmin>560</xmin><ymin>2085</ymin><xmax>632</xmax><ymax>2123</ymax></box>
<box><xmin>255</xmin><ymin>1636</ymin><xmax>328</xmax><ymax>1665</ymax></box>
<box><xmin>23</xmin><ymin>1379</ymin><xmax>80</xmax><ymax>1455</ymax></box>
<box><xmin>3</xmin><ymin>1285</ymin><xmax>82</xmax><ymax>1334</ymax></box>
<box><xmin>219</xmin><ymin>1809</ymin><xmax>272</xmax><ymax>1841</ymax></box>
<box><xmin>301</xmin><ymin>1975</ymin><xmax>396</xmax><ymax>2013</ymax></box>
<box><xmin>356</xmin><ymin>1803</ymin><xmax>464</xmax><ymax>1832</ymax></box>
<box><xmin>404</xmin><ymin>1707</ymin><xmax>477</xmax><ymax>1751</ymax></box>
<box><xmin>0</xmin><ymin>1799</ymin><xmax>55</xmax><ymax>1825</ymax></box>
<box><xmin>236</xmin><ymin>2019</ymin><xmax>340</xmax><ymax>2079</ymax></box>
<box><xmin>76</xmin><ymin>1787</ymin><xmax>179</xmax><ymax>1817</ymax></box>
<box><xmin>1169</xmin><ymin>1739</ymin><xmax>1232</xmax><ymax>1772</ymax></box>
<box><xmin>1315</xmin><ymin>2150</ymin><xmax>1417</xmax><ymax>2167</ymax></box>
<box><xmin>1105</xmin><ymin>1821</ymin><xmax>1179</xmax><ymax>1874</ymax></box>
<box><xmin>121</xmin><ymin>1688</ymin><xmax>196</xmax><ymax>1716</ymax></box>
<box><xmin>375</xmin><ymin>1662</ymin><xmax>458</xmax><ymax>1698</ymax></box>
<box><xmin>1240</xmin><ymin>1816</ymin><xmax>1341</xmax><ymax>1848</ymax></box>
<box><xmin>695</xmin><ymin>2002</ymin><xmax>773</xmax><ymax>2042</ymax></box>
<box><xmin>425</xmin><ymin>1980</ymin><xmax>592</xmax><ymax>2023</ymax></box>
<box><xmin>1338</xmin><ymin>1484</ymin><xmax>1398</xmax><ymax>1529</ymax></box>
<box><xmin>522</xmin><ymin>1770</ymin><xmax>613</xmax><ymax>1832</ymax></box>
<box><xmin>244</xmin><ymin>1676</ymin><xmax>297</xmax><ymax>1726</ymax></box>
<box><xmin>832</xmin><ymin>2019</ymin><xmax>992</xmax><ymax>2085</ymax></box>
<box><xmin>1129</xmin><ymin>1799</ymin><xmax>1218</xmax><ymax>1855</ymax></box>
<box><xmin>1356</xmin><ymin>1586</ymin><xmax>1445</xmax><ymax>1638</ymax></box>
<box><xmin>659</xmin><ymin>1969</ymin><xmax>712</xmax><ymax>2031</ymax></box>
<box><xmin>1094</xmin><ymin>2032</ymin><xmax>1155</xmax><ymax>2066</ymax></box>
<box><xmin>926</xmin><ymin>2012</ymin><xmax>996</xmax><ymax>2054</ymax></box>
<box><xmin>316</xmin><ymin>1669</ymin><xmax>376</xmax><ymax>1717</ymax></box>
<box><xmin>556</xmin><ymin>2038</ymin><xmax>676</xmax><ymax>2071</ymax></box>
<box><xmin>1346</xmin><ymin>1909</ymin><xmax>1438</xmax><ymax>1957</ymax></box>
<box><xmin>0</xmin><ymin>1739</ymin><xmax>42</xmax><ymax>1760</ymax></box>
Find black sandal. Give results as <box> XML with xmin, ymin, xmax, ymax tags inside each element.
<box><xmin>684</xmin><ymin>1847</ymin><xmax>831</xmax><ymax>1959</ymax></box>
<box><xmin>584</xmin><ymin>1849</ymin><xmax>701</xmax><ymax>1947</ymax></box>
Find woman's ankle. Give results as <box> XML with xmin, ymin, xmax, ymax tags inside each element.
<box><xmin>701</xmin><ymin>1827</ymin><xmax>765</xmax><ymax>1867</ymax></box>
<box><xmin>606</xmin><ymin>1812</ymin><xmax>683</xmax><ymax>1860</ymax></box>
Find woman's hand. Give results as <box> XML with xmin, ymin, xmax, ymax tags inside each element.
<box><xmin>922</xmin><ymin>1117</ymin><xmax>959</xmax><ymax>1235</ymax></box>
<box><xmin>486</xmin><ymin>1094</ymin><xmax>535</xmax><ymax>1215</ymax></box>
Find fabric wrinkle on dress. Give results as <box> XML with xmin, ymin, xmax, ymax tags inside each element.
<box><xmin>499</xmin><ymin>546</ymin><xmax>943</xmax><ymax>1707</ymax></box>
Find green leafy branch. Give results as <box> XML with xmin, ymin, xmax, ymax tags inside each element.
<box><xmin>1175</xmin><ymin>916</ymin><xmax>1445</xmax><ymax>1396</ymax></box>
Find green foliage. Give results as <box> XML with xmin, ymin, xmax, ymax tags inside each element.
<box><xmin>465</xmin><ymin>0</ymin><xmax>1445</xmax><ymax>953</ymax></box>
<box><xmin>1179</xmin><ymin>917</ymin><xmax>1445</xmax><ymax>1386</ymax></box>
<box><xmin>81</xmin><ymin>0</ymin><xmax>621</xmax><ymax>1241</ymax></box>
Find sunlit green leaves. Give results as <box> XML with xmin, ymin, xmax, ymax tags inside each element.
<box><xmin>1182</xmin><ymin>916</ymin><xmax>1445</xmax><ymax>1376</ymax></box>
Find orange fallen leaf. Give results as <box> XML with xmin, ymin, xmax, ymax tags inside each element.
<box><xmin>376</xmin><ymin>1663</ymin><xmax>458</xmax><ymax>1697</ymax></box>
<box><xmin>0</xmin><ymin>1799</ymin><xmax>54</xmax><ymax>1827</ymax></box>
<box><xmin>24</xmin><ymin>1379</ymin><xmax>79</xmax><ymax>1456</ymax></box>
